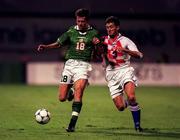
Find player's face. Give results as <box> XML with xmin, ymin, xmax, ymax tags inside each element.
<box><xmin>106</xmin><ymin>22</ymin><xmax>119</xmax><ymax>36</ymax></box>
<box><xmin>76</xmin><ymin>16</ymin><xmax>88</xmax><ymax>31</ymax></box>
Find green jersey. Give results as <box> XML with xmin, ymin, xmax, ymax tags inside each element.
<box><xmin>57</xmin><ymin>25</ymin><xmax>99</xmax><ymax>62</ymax></box>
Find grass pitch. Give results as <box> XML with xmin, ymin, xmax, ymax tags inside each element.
<box><xmin>0</xmin><ymin>85</ymin><xmax>180</xmax><ymax>140</ymax></box>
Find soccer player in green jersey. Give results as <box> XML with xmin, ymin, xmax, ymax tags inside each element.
<box><xmin>37</xmin><ymin>8</ymin><xmax>99</xmax><ymax>132</ymax></box>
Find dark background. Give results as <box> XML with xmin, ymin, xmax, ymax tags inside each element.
<box><xmin>1</xmin><ymin>0</ymin><xmax>180</xmax><ymax>15</ymax></box>
<box><xmin>0</xmin><ymin>0</ymin><xmax>180</xmax><ymax>83</ymax></box>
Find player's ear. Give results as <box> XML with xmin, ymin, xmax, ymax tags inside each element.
<box><xmin>117</xmin><ymin>25</ymin><xmax>120</xmax><ymax>31</ymax></box>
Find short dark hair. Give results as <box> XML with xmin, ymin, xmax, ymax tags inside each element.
<box><xmin>75</xmin><ymin>8</ymin><xmax>90</xmax><ymax>20</ymax></box>
<box><xmin>105</xmin><ymin>16</ymin><xmax>120</xmax><ymax>26</ymax></box>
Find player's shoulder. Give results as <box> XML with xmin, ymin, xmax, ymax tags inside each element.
<box><xmin>67</xmin><ymin>25</ymin><xmax>76</xmax><ymax>32</ymax></box>
<box><xmin>119</xmin><ymin>35</ymin><xmax>137</xmax><ymax>47</ymax></box>
<box><xmin>88</xmin><ymin>24</ymin><xmax>97</xmax><ymax>30</ymax></box>
<box><xmin>65</xmin><ymin>25</ymin><xmax>79</xmax><ymax>35</ymax></box>
<box><xmin>119</xmin><ymin>35</ymin><xmax>133</xmax><ymax>43</ymax></box>
<box><xmin>88</xmin><ymin>25</ymin><xmax>99</xmax><ymax>33</ymax></box>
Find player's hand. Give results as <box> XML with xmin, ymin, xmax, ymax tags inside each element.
<box><xmin>37</xmin><ymin>44</ymin><xmax>46</xmax><ymax>52</ymax></box>
<box><xmin>92</xmin><ymin>37</ymin><xmax>100</xmax><ymax>45</ymax></box>
<box><xmin>116</xmin><ymin>45</ymin><xmax>125</xmax><ymax>52</ymax></box>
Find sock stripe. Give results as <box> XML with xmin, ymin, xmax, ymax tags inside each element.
<box><xmin>72</xmin><ymin>111</ymin><xmax>79</xmax><ymax>116</ymax></box>
<box><xmin>129</xmin><ymin>104</ymin><xmax>140</xmax><ymax>111</ymax></box>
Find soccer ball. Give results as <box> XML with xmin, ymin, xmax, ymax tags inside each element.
<box><xmin>35</xmin><ymin>108</ymin><xmax>51</xmax><ymax>124</ymax></box>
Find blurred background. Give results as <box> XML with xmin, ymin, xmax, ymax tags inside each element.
<box><xmin>0</xmin><ymin>0</ymin><xmax>180</xmax><ymax>85</ymax></box>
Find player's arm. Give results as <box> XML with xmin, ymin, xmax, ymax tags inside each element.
<box><xmin>92</xmin><ymin>36</ymin><xmax>109</xmax><ymax>68</ymax></box>
<box><xmin>92</xmin><ymin>35</ymin><xmax>107</xmax><ymax>54</ymax></box>
<box><xmin>116</xmin><ymin>37</ymin><xmax>143</xmax><ymax>59</ymax></box>
<box><xmin>37</xmin><ymin>30</ymin><xmax>69</xmax><ymax>52</ymax></box>
<box><xmin>120</xmin><ymin>48</ymin><xmax>143</xmax><ymax>59</ymax></box>
<box><xmin>37</xmin><ymin>42</ymin><xmax>60</xmax><ymax>52</ymax></box>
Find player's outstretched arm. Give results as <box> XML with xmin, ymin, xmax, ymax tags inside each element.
<box><xmin>37</xmin><ymin>42</ymin><xmax>60</xmax><ymax>52</ymax></box>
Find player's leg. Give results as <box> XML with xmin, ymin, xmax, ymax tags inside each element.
<box><xmin>58</xmin><ymin>63</ymin><xmax>74</xmax><ymax>102</ymax></box>
<box><xmin>124</xmin><ymin>82</ymin><xmax>143</xmax><ymax>132</ymax></box>
<box><xmin>66</xmin><ymin>79</ymin><xmax>88</xmax><ymax>132</ymax></box>
<box><xmin>66</xmin><ymin>86</ymin><xmax>74</xmax><ymax>101</ymax></box>
<box><xmin>66</xmin><ymin>81</ymin><xmax>89</xmax><ymax>102</ymax></box>
<box><xmin>106</xmin><ymin>68</ymin><xmax>129</xmax><ymax>111</ymax></box>
<box><xmin>58</xmin><ymin>83</ymin><xmax>72</xmax><ymax>102</ymax></box>
<box><xmin>66</xmin><ymin>60</ymin><xmax>92</xmax><ymax>132</ymax></box>
<box><xmin>113</xmin><ymin>95</ymin><xmax>128</xmax><ymax>111</ymax></box>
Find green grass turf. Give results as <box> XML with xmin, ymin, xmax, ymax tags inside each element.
<box><xmin>0</xmin><ymin>85</ymin><xmax>180</xmax><ymax>140</ymax></box>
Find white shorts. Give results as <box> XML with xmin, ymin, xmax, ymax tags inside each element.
<box><xmin>105</xmin><ymin>66</ymin><xmax>138</xmax><ymax>99</ymax></box>
<box><xmin>60</xmin><ymin>59</ymin><xmax>92</xmax><ymax>84</ymax></box>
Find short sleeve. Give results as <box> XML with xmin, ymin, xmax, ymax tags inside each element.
<box><xmin>56</xmin><ymin>31</ymin><xmax>69</xmax><ymax>45</ymax></box>
<box><xmin>123</xmin><ymin>37</ymin><xmax>139</xmax><ymax>52</ymax></box>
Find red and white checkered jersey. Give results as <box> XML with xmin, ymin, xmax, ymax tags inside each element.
<box><xmin>103</xmin><ymin>33</ymin><xmax>139</xmax><ymax>68</ymax></box>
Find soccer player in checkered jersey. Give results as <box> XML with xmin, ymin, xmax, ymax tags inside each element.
<box><xmin>100</xmin><ymin>16</ymin><xmax>143</xmax><ymax>131</ymax></box>
<box><xmin>37</xmin><ymin>8</ymin><xmax>100</xmax><ymax>132</ymax></box>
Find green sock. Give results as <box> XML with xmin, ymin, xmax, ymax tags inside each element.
<box><xmin>68</xmin><ymin>102</ymin><xmax>82</xmax><ymax>128</ymax></box>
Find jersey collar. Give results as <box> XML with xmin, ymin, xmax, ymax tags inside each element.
<box><xmin>74</xmin><ymin>25</ymin><xmax>92</xmax><ymax>35</ymax></box>
<box><xmin>108</xmin><ymin>33</ymin><xmax>122</xmax><ymax>40</ymax></box>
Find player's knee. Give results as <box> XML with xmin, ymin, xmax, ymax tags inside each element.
<box><xmin>58</xmin><ymin>95</ymin><xmax>66</xmax><ymax>102</ymax></box>
<box><xmin>128</xmin><ymin>95</ymin><xmax>136</xmax><ymax>104</ymax></box>
<box><xmin>118</xmin><ymin>106</ymin><xmax>125</xmax><ymax>111</ymax></box>
<box><xmin>59</xmin><ymin>98</ymin><xmax>66</xmax><ymax>102</ymax></box>
<box><xmin>116</xmin><ymin>104</ymin><xmax>126</xmax><ymax>111</ymax></box>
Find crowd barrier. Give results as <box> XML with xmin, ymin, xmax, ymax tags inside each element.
<box><xmin>27</xmin><ymin>62</ymin><xmax>180</xmax><ymax>86</ymax></box>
